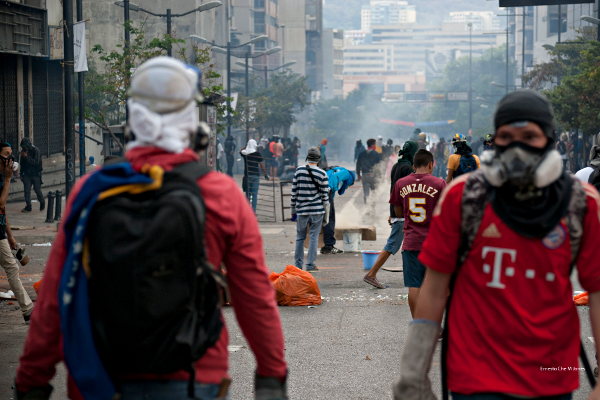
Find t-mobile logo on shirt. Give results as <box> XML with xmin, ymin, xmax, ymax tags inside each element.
<box><xmin>482</xmin><ymin>247</ymin><xmax>516</xmax><ymax>289</ymax></box>
<box><xmin>481</xmin><ymin>246</ymin><xmax>556</xmax><ymax>289</ymax></box>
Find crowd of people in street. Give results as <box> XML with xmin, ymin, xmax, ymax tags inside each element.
<box><xmin>7</xmin><ymin>54</ymin><xmax>600</xmax><ymax>400</ymax></box>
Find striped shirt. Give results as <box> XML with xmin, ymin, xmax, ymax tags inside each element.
<box><xmin>291</xmin><ymin>164</ymin><xmax>329</xmax><ymax>215</ymax></box>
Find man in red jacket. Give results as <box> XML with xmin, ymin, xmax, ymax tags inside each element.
<box><xmin>394</xmin><ymin>90</ymin><xmax>600</xmax><ymax>400</ymax></box>
<box><xmin>14</xmin><ymin>57</ymin><xmax>287</xmax><ymax>400</ymax></box>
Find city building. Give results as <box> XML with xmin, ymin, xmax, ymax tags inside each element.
<box><xmin>279</xmin><ymin>0</ymin><xmax>324</xmax><ymax>94</ymax></box>
<box><xmin>445</xmin><ymin>11</ymin><xmax>501</xmax><ymax>32</ymax></box>
<box><xmin>360</xmin><ymin>0</ymin><xmax>416</xmax><ymax>32</ymax></box>
<box><xmin>507</xmin><ymin>2</ymin><xmax>597</xmax><ymax>86</ymax></box>
<box><xmin>322</xmin><ymin>29</ymin><xmax>344</xmax><ymax>99</ymax></box>
<box><xmin>0</xmin><ymin>0</ymin><xmax>65</xmax><ymax>157</ymax></box>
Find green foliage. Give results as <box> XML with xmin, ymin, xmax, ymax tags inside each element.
<box><xmin>84</xmin><ymin>22</ymin><xmax>227</xmax><ymax>137</ymax></box>
<box><xmin>524</xmin><ymin>40</ymin><xmax>600</xmax><ymax>135</ymax></box>
<box><xmin>234</xmin><ymin>70</ymin><xmax>311</xmax><ymax>137</ymax></box>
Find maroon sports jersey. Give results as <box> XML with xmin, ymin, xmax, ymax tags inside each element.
<box><xmin>389</xmin><ymin>173</ymin><xmax>446</xmax><ymax>251</ymax></box>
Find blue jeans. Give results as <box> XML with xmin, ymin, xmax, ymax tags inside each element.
<box><xmin>247</xmin><ymin>175</ymin><xmax>259</xmax><ymax>212</ymax></box>
<box><xmin>452</xmin><ymin>393</ymin><xmax>572</xmax><ymax>400</ymax></box>
<box><xmin>120</xmin><ymin>381</ymin><xmax>227</xmax><ymax>400</ymax></box>
<box><xmin>295</xmin><ymin>214</ymin><xmax>323</xmax><ymax>269</ymax></box>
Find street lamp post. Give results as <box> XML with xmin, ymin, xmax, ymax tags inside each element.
<box><xmin>468</xmin><ymin>22</ymin><xmax>473</xmax><ymax>133</ymax></box>
<box><xmin>581</xmin><ymin>14</ymin><xmax>600</xmax><ymax>41</ymax></box>
<box><xmin>241</xmin><ymin>62</ymin><xmax>297</xmax><ymax>88</ymax></box>
<box><xmin>190</xmin><ymin>35</ymin><xmax>269</xmax><ymax>138</ymax></box>
<box><xmin>114</xmin><ymin>1</ymin><xmax>222</xmax><ymax>56</ymax></box>
<box><xmin>213</xmin><ymin>46</ymin><xmax>281</xmax><ymax>142</ymax></box>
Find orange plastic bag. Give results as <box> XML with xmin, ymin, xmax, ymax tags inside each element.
<box><xmin>269</xmin><ymin>265</ymin><xmax>322</xmax><ymax>306</ymax></box>
<box><xmin>574</xmin><ymin>291</ymin><xmax>589</xmax><ymax>306</ymax></box>
<box><xmin>33</xmin><ymin>279</ymin><xmax>42</xmax><ymax>294</ymax></box>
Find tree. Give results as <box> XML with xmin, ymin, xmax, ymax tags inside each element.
<box><xmin>524</xmin><ymin>40</ymin><xmax>600</xmax><ymax>136</ymax></box>
<box><xmin>235</xmin><ymin>70</ymin><xmax>310</xmax><ymax>138</ymax></box>
<box><xmin>84</xmin><ymin>22</ymin><xmax>227</xmax><ymax>149</ymax></box>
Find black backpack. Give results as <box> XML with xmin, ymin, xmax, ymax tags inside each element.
<box><xmin>454</xmin><ymin>154</ymin><xmax>477</xmax><ymax>177</ymax></box>
<box><xmin>86</xmin><ymin>162</ymin><xmax>225</xmax><ymax>392</ymax></box>
<box><xmin>589</xmin><ymin>167</ymin><xmax>600</xmax><ymax>192</ymax></box>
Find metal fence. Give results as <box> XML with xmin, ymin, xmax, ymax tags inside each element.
<box><xmin>255</xmin><ymin>178</ymin><xmax>277</xmax><ymax>222</ymax></box>
<box><xmin>32</xmin><ymin>59</ymin><xmax>64</xmax><ymax>156</ymax></box>
<box><xmin>0</xmin><ymin>54</ymin><xmax>18</xmax><ymax>148</ymax></box>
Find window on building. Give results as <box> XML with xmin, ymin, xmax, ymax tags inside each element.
<box><xmin>254</xmin><ymin>12</ymin><xmax>266</xmax><ymax>34</ymax></box>
<box><xmin>254</xmin><ymin>0</ymin><xmax>265</xmax><ymax>8</ymax></box>
<box><xmin>387</xmin><ymin>84</ymin><xmax>405</xmax><ymax>92</ymax></box>
<box><xmin>547</xmin><ymin>5</ymin><xmax>567</xmax><ymax>35</ymax></box>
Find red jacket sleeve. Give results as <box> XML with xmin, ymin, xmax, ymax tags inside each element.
<box><xmin>418</xmin><ymin>178</ymin><xmax>465</xmax><ymax>274</ymax></box>
<box><xmin>576</xmin><ymin>184</ymin><xmax>600</xmax><ymax>293</ymax></box>
<box><xmin>203</xmin><ymin>176</ymin><xmax>287</xmax><ymax>379</ymax></box>
<box><xmin>15</xmin><ymin>177</ymin><xmax>88</xmax><ymax>394</ymax></box>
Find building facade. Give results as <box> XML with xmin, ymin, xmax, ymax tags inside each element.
<box><xmin>322</xmin><ymin>28</ymin><xmax>343</xmax><ymax>99</ymax></box>
<box><xmin>0</xmin><ymin>0</ymin><xmax>65</xmax><ymax>157</ymax></box>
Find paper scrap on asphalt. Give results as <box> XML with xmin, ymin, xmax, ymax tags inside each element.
<box><xmin>228</xmin><ymin>345</ymin><xmax>245</xmax><ymax>352</ymax></box>
<box><xmin>32</xmin><ymin>243</ymin><xmax>52</xmax><ymax>247</ymax></box>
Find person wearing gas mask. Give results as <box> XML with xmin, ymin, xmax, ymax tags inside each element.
<box><xmin>15</xmin><ymin>57</ymin><xmax>288</xmax><ymax>400</ymax></box>
<box><xmin>393</xmin><ymin>90</ymin><xmax>600</xmax><ymax>400</ymax></box>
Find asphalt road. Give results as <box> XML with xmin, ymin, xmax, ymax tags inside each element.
<box><xmin>0</xmin><ymin>173</ymin><xmax>598</xmax><ymax>399</ymax></box>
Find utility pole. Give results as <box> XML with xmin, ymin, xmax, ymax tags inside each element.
<box><xmin>226</xmin><ymin>0</ymin><xmax>232</xmax><ymax>137</ymax></box>
<box><xmin>558</xmin><ymin>3</ymin><xmax>562</xmax><ymax>43</ymax></box>
<box><xmin>506</xmin><ymin>11</ymin><xmax>510</xmax><ymax>95</ymax></box>
<box><xmin>468</xmin><ymin>22</ymin><xmax>473</xmax><ymax>132</ymax></box>
<box><xmin>63</xmin><ymin>0</ymin><xmax>75</xmax><ymax>196</ymax></box>
<box><xmin>77</xmin><ymin>0</ymin><xmax>85</xmax><ymax>177</ymax></box>
<box><xmin>245</xmin><ymin>52</ymin><xmax>250</xmax><ymax>143</ymax></box>
<box><xmin>522</xmin><ymin>6</ymin><xmax>526</xmax><ymax>86</ymax></box>
<box><xmin>124</xmin><ymin>0</ymin><xmax>130</xmax><ymax>123</ymax></box>
<box><xmin>166</xmin><ymin>8</ymin><xmax>172</xmax><ymax>56</ymax></box>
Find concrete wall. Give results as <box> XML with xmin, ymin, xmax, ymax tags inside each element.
<box><xmin>531</xmin><ymin>2</ymin><xmax>597</xmax><ymax>66</ymax></box>
<box><xmin>278</xmin><ymin>0</ymin><xmax>307</xmax><ymax>76</ymax></box>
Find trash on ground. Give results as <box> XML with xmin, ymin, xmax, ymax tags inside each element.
<box><xmin>0</xmin><ymin>290</ymin><xmax>15</xmax><ymax>299</ymax></box>
<box><xmin>33</xmin><ymin>279</ymin><xmax>42</xmax><ymax>294</ymax></box>
<box><xmin>574</xmin><ymin>291</ymin><xmax>588</xmax><ymax>306</ymax></box>
<box><xmin>32</xmin><ymin>243</ymin><xmax>52</xmax><ymax>247</ymax></box>
<box><xmin>228</xmin><ymin>345</ymin><xmax>245</xmax><ymax>352</ymax></box>
<box><xmin>269</xmin><ymin>265</ymin><xmax>322</xmax><ymax>306</ymax></box>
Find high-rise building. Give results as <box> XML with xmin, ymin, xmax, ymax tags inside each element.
<box><xmin>279</xmin><ymin>0</ymin><xmax>324</xmax><ymax>94</ymax></box>
<box><xmin>360</xmin><ymin>0</ymin><xmax>416</xmax><ymax>32</ymax></box>
<box><xmin>0</xmin><ymin>0</ymin><xmax>65</xmax><ymax>158</ymax></box>
<box><xmin>322</xmin><ymin>29</ymin><xmax>344</xmax><ymax>99</ymax></box>
<box><xmin>445</xmin><ymin>11</ymin><xmax>500</xmax><ymax>32</ymax></box>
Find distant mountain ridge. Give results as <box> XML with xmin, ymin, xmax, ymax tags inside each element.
<box><xmin>323</xmin><ymin>0</ymin><xmax>500</xmax><ymax>30</ymax></box>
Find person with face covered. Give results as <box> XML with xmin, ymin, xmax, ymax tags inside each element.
<box><xmin>19</xmin><ymin>138</ymin><xmax>45</xmax><ymax>213</ymax></box>
<box><xmin>15</xmin><ymin>57</ymin><xmax>287</xmax><ymax>400</ymax></box>
<box><xmin>393</xmin><ymin>90</ymin><xmax>600</xmax><ymax>400</ymax></box>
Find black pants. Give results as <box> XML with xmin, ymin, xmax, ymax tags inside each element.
<box><xmin>22</xmin><ymin>175</ymin><xmax>44</xmax><ymax>209</ymax></box>
<box><xmin>323</xmin><ymin>195</ymin><xmax>336</xmax><ymax>248</ymax></box>
<box><xmin>226</xmin><ymin>154</ymin><xmax>234</xmax><ymax>176</ymax></box>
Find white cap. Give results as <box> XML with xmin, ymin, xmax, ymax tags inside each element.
<box><xmin>129</xmin><ymin>57</ymin><xmax>201</xmax><ymax>114</ymax></box>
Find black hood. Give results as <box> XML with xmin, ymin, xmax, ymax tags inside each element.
<box><xmin>21</xmin><ymin>138</ymin><xmax>32</xmax><ymax>150</ymax></box>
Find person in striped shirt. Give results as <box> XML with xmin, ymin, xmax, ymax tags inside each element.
<box><xmin>291</xmin><ymin>147</ymin><xmax>330</xmax><ymax>271</ymax></box>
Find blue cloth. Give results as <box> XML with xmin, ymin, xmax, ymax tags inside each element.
<box><xmin>120</xmin><ymin>381</ymin><xmax>226</xmax><ymax>400</ymax></box>
<box><xmin>58</xmin><ymin>162</ymin><xmax>153</xmax><ymax>400</ymax></box>
<box><xmin>326</xmin><ymin>167</ymin><xmax>356</xmax><ymax>198</ymax></box>
<box><xmin>383</xmin><ymin>220</ymin><xmax>404</xmax><ymax>255</ymax></box>
<box><xmin>402</xmin><ymin>250</ymin><xmax>426</xmax><ymax>288</ymax></box>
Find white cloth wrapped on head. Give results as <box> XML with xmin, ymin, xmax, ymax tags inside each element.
<box><xmin>126</xmin><ymin>99</ymin><xmax>198</xmax><ymax>154</ymax></box>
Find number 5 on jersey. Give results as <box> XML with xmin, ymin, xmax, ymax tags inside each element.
<box><xmin>409</xmin><ymin>198</ymin><xmax>427</xmax><ymax>223</ymax></box>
